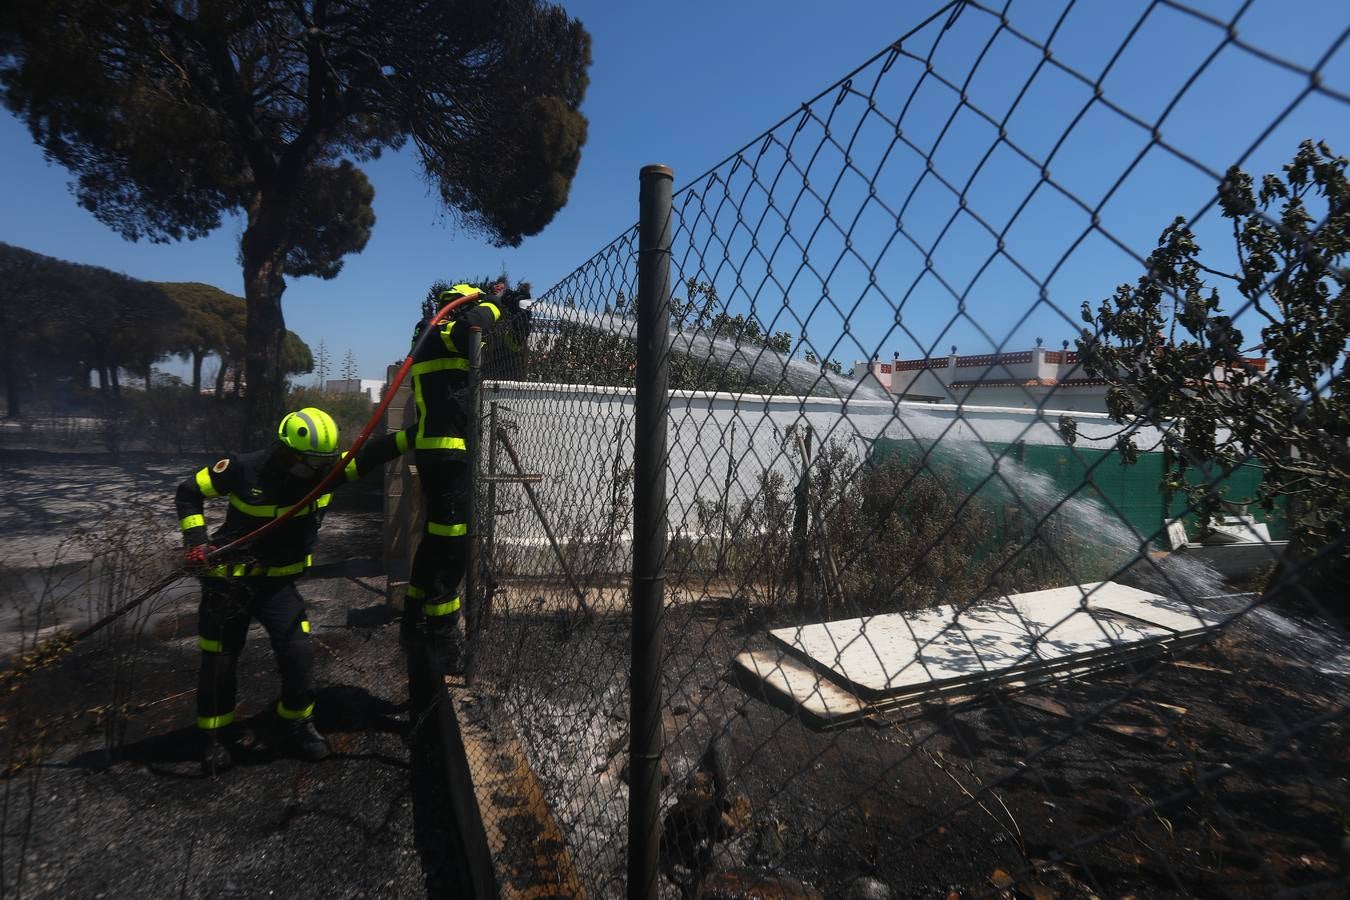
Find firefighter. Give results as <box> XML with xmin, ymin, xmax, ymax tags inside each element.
<box><xmin>402</xmin><ymin>281</ymin><xmax>528</xmax><ymax>668</ymax></box>
<box><xmin>177</xmin><ymin>406</ymin><xmax>412</xmax><ymax>775</ymax></box>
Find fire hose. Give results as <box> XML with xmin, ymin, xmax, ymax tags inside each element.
<box><xmin>0</xmin><ymin>291</ymin><xmax>482</xmax><ymax>693</ymax></box>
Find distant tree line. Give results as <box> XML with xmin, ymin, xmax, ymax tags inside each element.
<box><xmin>0</xmin><ymin>243</ymin><xmax>311</xmax><ymax>417</ymax></box>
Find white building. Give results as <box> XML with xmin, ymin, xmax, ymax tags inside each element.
<box><xmin>852</xmin><ymin>344</ymin><xmax>1268</xmax><ymax>412</ymax></box>
<box><xmin>325</xmin><ymin>378</ymin><xmax>384</xmax><ymax>403</ymax></box>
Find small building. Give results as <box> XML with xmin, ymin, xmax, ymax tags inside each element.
<box><xmin>325</xmin><ymin>378</ymin><xmax>384</xmax><ymax>403</ymax></box>
<box><xmin>853</xmin><ymin>344</ymin><xmax>1265</xmax><ymax>413</ymax></box>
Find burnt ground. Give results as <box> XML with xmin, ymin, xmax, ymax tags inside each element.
<box><xmin>0</xmin><ymin>450</ymin><xmax>466</xmax><ymax>899</ymax></box>
<box><xmin>5</xmin><ymin>449</ymin><xmax>1350</xmax><ymax>899</ymax></box>
<box><xmin>661</xmin><ymin>602</ymin><xmax>1350</xmax><ymax>898</ymax></box>
<box><xmin>469</xmin><ymin>587</ymin><xmax>1350</xmax><ymax>899</ymax></box>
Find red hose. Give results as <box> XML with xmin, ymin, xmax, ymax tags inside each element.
<box><xmin>209</xmin><ymin>290</ymin><xmax>482</xmax><ymax>561</ymax></box>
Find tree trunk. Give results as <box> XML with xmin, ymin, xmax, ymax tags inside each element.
<box><xmin>215</xmin><ymin>359</ymin><xmax>227</xmax><ymax>398</ymax></box>
<box><xmin>2</xmin><ymin>354</ymin><xmax>20</xmax><ymax>418</ymax></box>
<box><xmin>192</xmin><ymin>351</ymin><xmax>204</xmax><ymax>395</ymax></box>
<box><xmin>109</xmin><ymin>366</ymin><xmax>121</xmax><ymax>399</ymax></box>
<box><xmin>240</xmin><ymin>191</ymin><xmax>292</xmax><ymax>443</ymax></box>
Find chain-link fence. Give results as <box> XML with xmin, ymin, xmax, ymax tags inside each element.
<box><xmin>464</xmin><ymin>1</ymin><xmax>1349</xmax><ymax>896</ymax></box>
<box><xmin>2</xmin><ymin>0</ymin><xmax>1346</xmax><ymax>896</ymax></box>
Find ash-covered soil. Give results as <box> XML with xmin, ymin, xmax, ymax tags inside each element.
<box><xmin>7</xmin><ymin>449</ymin><xmax>1349</xmax><ymax>898</ymax></box>
<box><xmin>0</xmin><ymin>450</ymin><xmax>459</xmax><ymax>899</ymax></box>
<box><xmin>473</xmin><ymin>589</ymin><xmax>1350</xmax><ymax>899</ymax></box>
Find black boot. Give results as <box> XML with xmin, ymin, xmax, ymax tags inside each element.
<box><xmin>399</xmin><ymin>612</ymin><xmax>425</xmax><ymax>647</ymax></box>
<box><xmin>201</xmin><ymin>732</ymin><xmax>234</xmax><ymax>776</ymax></box>
<box><xmin>287</xmin><ymin>717</ymin><xmax>330</xmax><ymax>762</ymax></box>
<box><xmin>426</xmin><ymin>615</ymin><xmax>463</xmax><ymax>675</ymax></box>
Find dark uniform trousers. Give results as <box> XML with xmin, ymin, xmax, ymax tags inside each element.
<box><xmin>196</xmin><ymin>575</ymin><xmax>314</xmax><ymax>729</ymax></box>
<box><xmin>406</xmin><ymin>450</ymin><xmax>470</xmax><ymax>624</ymax></box>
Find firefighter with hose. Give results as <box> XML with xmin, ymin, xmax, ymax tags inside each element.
<box><xmin>402</xmin><ymin>281</ymin><xmax>530</xmax><ymax>670</ymax></box>
<box><xmin>177</xmin><ymin>406</ymin><xmax>412</xmax><ymax>775</ymax></box>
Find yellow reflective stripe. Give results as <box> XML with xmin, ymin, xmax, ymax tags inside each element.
<box><xmin>480</xmin><ymin>301</ymin><xmax>502</xmax><ymax>321</ymax></box>
<box><xmin>228</xmin><ymin>493</ymin><xmax>332</xmax><ymax>519</ymax></box>
<box><xmin>300</xmin><ymin>620</ymin><xmax>310</xmax><ymax>634</ymax></box>
<box><xmin>414</xmin><ymin>372</ymin><xmax>428</xmax><ymax>446</ymax></box>
<box><xmin>427</xmin><ymin>521</ymin><xmax>467</xmax><ymax>537</ymax></box>
<box><xmin>258</xmin><ymin>555</ymin><xmax>312</xmax><ymax>577</ymax></box>
<box><xmin>198</xmin><ymin>637</ymin><xmax>224</xmax><ymax>653</ymax></box>
<box><xmin>195</xmin><ymin>468</ymin><xmax>219</xmax><ymax>498</ymax></box>
<box><xmin>197</xmin><ymin>711</ymin><xmax>234</xmax><ymax>730</ymax></box>
<box><xmin>276</xmin><ymin>700</ymin><xmax>315</xmax><ymax>721</ymax></box>
<box><xmin>414</xmin><ymin>436</ymin><xmax>467</xmax><ymax>451</ymax></box>
<box><xmin>406</xmin><ymin>585</ymin><xmax>426</xmax><ymax>600</ymax></box>
<box><xmin>201</xmin><ymin>555</ymin><xmax>312</xmax><ymax>578</ymax></box>
<box><xmin>229</xmin><ymin>494</ymin><xmax>278</xmax><ymax>518</ymax></box>
<box><xmin>425</xmin><ymin>596</ymin><xmax>461</xmax><ymax>617</ymax></box>
<box><xmin>410</xmin><ymin>357</ymin><xmax>469</xmax><ymax>376</ymax></box>
<box><xmin>344</xmin><ymin>459</ymin><xmax>359</xmax><ymax>482</ymax></box>
<box><xmin>395</xmin><ymin>430</ymin><xmax>410</xmax><ymax>454</ymax></box>
<box><xmin>180</xmin><ymin>514</ymin><xmax>205</xmax><ymax>531</ymax></box>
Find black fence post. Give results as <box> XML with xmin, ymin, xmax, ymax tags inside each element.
<box><xmin>629</xmin><ymin>163</ymin><xmax>673</xmax><ymax>900</ymax></box>
<box><xmin>466</xmin><ymin>326</ymin><xmax>482</xmax><ymax>651</ymax></box>
<box><xmin>484</xmin><ymin>399</ymin><xmax>501</xmax><ymax>602</ymax></box>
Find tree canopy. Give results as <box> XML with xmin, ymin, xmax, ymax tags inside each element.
<box><xmin>0</xmin><ymin>242</ymin><xmax>181</xmax><ymax>413</ymax></box>
<box><xmin>1080</xmin><ymin>140</ymin><xmax>1348</xmax><ymax>605</ymax></box>
<box><xmin>1</xmin><ymin>0</ymin><xmax>592</xmax><ymax>437</ymax></box>
<box><xmin>0</xmin><ymin>246</ymin><xmax>314</xmax><ymax>416</ymax></box>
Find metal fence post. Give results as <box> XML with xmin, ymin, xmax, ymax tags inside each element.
<box><xmin>466</xmin><ymin>326</ymin><xmax>482</xmax><ymax>649</ymax></box>
<box><xmin>793</xmin><ymin>422</ymin><xmax>815</xmax><ymax>612</ymax></box>
<box><xmin>629</xmin><ymin>163</ymin><xmax>673</xmax><ymax>900</ymax></box>
<box><xmin>485</xmin><ymin>400</ymin><xmax>501</xmax><ymax>598</ymax></box>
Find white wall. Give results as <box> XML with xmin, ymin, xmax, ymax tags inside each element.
<box><xmin>325</xmin><ymin>378</ymin><xmax>383</xmax><ymax>403</ymax></box>
<box><xmin>477</xmin><ymin>380</ymin><xmax>1161</xmax><ymax>571</ymax></box>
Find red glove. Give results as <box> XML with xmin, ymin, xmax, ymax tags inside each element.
<box><xmin>185</xmin><ymin>544</ymin><xmax>215</xmax><ymax>570</ymax></box>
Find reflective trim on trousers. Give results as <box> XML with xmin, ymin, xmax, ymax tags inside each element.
<box><xmin>180</xmin><ymin>513</ymin><xmax>205</xmax><ymax>531</ymax></box>
<box><xmin>276</xmin><ymin>700</ymin><xmax>315</xmax><ymax>721</ymax></box>
<box><xmin>426</xmin><ymin>520</ymin><xmax>467</xmax><ymax>537</ymax></box>
<box><xmin>197</xmin><ymin>711</ymin><xmax>235</xmax><ymax>731</ymax></box>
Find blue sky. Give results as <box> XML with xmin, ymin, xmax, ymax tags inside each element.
<box><xmin>2</xmin><ymin>0</ymin><xmax>1347</xmax><ymax>381</ymax></box>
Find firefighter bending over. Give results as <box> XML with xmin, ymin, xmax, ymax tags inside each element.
<box><xmin>177</xmin><ymin>406</ymin><xmax>411</xmax><ymax>775</ymax></box>
<box><xmin>402</xmin><ymin>281</ymin><xmax>529</xmax><ymax>669</ymax></box>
